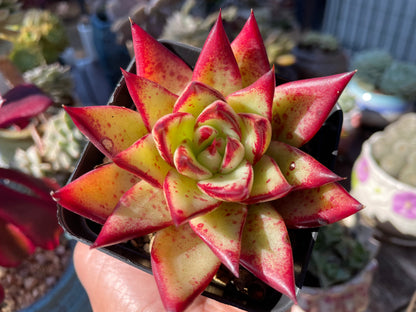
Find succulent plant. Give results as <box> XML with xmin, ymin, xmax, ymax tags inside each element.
<box><xmin>379</xmin><ymin>61</ymin><xmax>416</xmax><ymax>102</ymax></box>
<box><xmin>12</xmin><ymin>110</ymin><xmax>85</xmax><ymax>185</ymax></box>
<box><xmin>350</xmin><ymin>50</ymin><xmax>392</xmax><ymax>90</ymax></box>
<box><xmin>52</xmin><ymin>11</ymin><xmax>361</xmax><ymax>311</ymax></box>
<box><xmin>371</xmin><ymin>113</ymin><xmax>416</xmax><ymax>186</ymax></box>
<box><xmin>297</xmin><ymin>31</ymin><xmax>340</xmax><ymax>52</ymax></box>
<box><xmin>23</xmin><ymin>63</ymin><xmax>75</xmax><ymax>106</ymax></box>
<box><xmin>9</xmin><ymin>8</ymin><xmax>69</xmax><ymax>72</ymax></box>
<box><xmin>0</xmin><ymin>0</ymin><xmax>22</xmax><ymax>41</ymax></box>
<box><xmin>307</xmin><ymin>222</ymin><xmax>370</xmax><ymax>288</ymax></box>
<box><xmin>0</xmin><ymin>167</ymin><xmax>62</xmax><ymax>299</ymax></box>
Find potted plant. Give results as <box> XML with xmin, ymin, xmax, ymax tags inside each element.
<box><xmin>294</xmin><ymin>222</ymin><xmax>379</xmax><ymax>312</ymax></box>
<box><xmin>53</xmin><ymin>11</ymin><xmax>362</xmax><ymax>312</ymax></box>
<box><xmin>292</xmin><ymin>31</ymin><xmax>348</xmax><ymax>79</ymax></box>
<box><xmin>351</xmin><ymin>112</ymin><xmax>416</xmax><ymax>244</ymax></box>
<box><xmin>346</xmin><ymin>50</ymin><xmax>416</xmax><ymax>127</ymax></box>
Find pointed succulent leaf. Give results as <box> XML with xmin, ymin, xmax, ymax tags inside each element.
<box><xmin>64</xmin><ymin>105</ymin><xmax>147</xmax><ymax>159</ymax></box>
<box><xmin>197</xmin><ymin>160</ymin><xmax>253</xmax><ymax>202</ymax></box>
<box><xmin>244</xmin><ymin>155</ymin><xmax>292</xmax><ymax>204</ymax></box>
<box><xmin>113</xmin><ymin>133</ymin><xmax>172</xmax><ymax>188</ymax></box>
<box><xmin>122</xmin><ymin>69</ymin><xmax>178</xmax><ymax>132</ymax></box>
<box><xmin>272</xmin><ymin>71</ymin><xmax>355</xmax><ymax>147</ymax></box>
<box><xmin>0</xmin><ymin>220</ymin><xmax>35</xmax><ymax>267</ymax></box>
<box><xmin>152</xmin><ymin>112</ymin><xmax>195</xmax><ymax>167</ymax></box>
<box><xmin>227</xmin><ymin>68</ymin><xmax>275</xmax><ymax>121</ymax></box>
<box><xmin>239</xmin><ymin>113</ymin><xmax>272</xmax><ymax>165</ymax></box>
<box><xmin>196</xmin><ymin>137</ymin><xmax>224</xmax><ymax>173</ymax></box>
<box><xmin>240</xmin><ymin>203</ymin><xmax>297</xmax><ymax>303</ymax></box>
<box><xmin>267</xmin><ymin>141</ymin><xmax>342</xmax><ymax>189</ymax></box>
<box><xmin>189</xmin><ymin>202</ymin><xmax>247</xmax><ymax>277</ymax></box>
<box><xmin>164</xmin><ymin>169</ymin><xmax>220</xmax><ymax>226</ymax></box>
<box><xmin>220</xmin><ymin>136</ymin><xmax>245</xmax><ymax>174</ymax></box>
<box><xmin>0</xmin><ymin>183</ymin><xmax>61</xmax><ymax>251</ymax></box>
<box><xmin>131</xmin><ymin>20</ymin><xmax>192</xmax><ymax>95</ymax></box>
<box><xmin>193</xmin><ymin>125</ymin><xmax>218</xmax><ymax>152</ymax></box>
<box><xmin>196</xmin><ymin>100</ymin><xmax>241</xmax><ymax>139</ymax></box>
<box><xmin>173</xmin><ymin>141</ymin><xmax>212</xmax><ymax>180</ymax></box>
<box><xmin>173</xmin><ymin>81</ymin><xmax>225</xmax><ymax>117</ymax></box>
<box><xmin>192</xmin><ymin>12</ymin><xmax>242</xmax><ymax>96</ymax></box>
<box><xmin>151</xmin><ymin>223</ymin><xmax>221</xmax><ymax>312</ymax></box>
<box><xmin>231</xmin><ymin>11</ymin><xmax>270</xmax><ymax>87</ymax></box>
<box><xmin>274</xmin><ymin>182</ymin><xmax>364</xmax><ymax>228</ymax></box>
<box><xmin>52</xmin><ymin>163</ymin><xmax>141</xmax><ymax>224</ymax></box>
<box><xmin>0</xmin><ymin>84</ymin><xmax>53</xmax><ymax>129</ymax></box>
<box><xmin>93</xmin><ymin>181</ymin><xmax>172</xmax><ymax>248</ymax></box>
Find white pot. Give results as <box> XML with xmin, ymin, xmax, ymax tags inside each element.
<box><xmin>351</xmin><ymin>132</ymin><xmax>416</xmax><ymax>240</ymax></box>
<box><xmin>295</xmin><ymin>258</ymin><xmax>378</xmax><ymax>312</ymax></box>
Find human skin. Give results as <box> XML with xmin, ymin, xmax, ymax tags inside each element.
<box><xmin>73</xmin><ymin>242</ymin><xmax>244</xmax><ymax>312</ymax></box>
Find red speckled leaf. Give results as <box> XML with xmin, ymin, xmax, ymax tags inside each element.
<box><xmin>52</xmin><ymin>163</ymin><xmax>141</xmax><ymax>224</ymax></box>
<box><xmin>227</xmin><ymin>67</ymin><xmax>275</xmax><ymax>121</ymax></box>
<box><xmin>240</xmin><ymin>203</ymin><xmax>297</xmax><ymax>303</ymax></box>
<box><xmin>151</xmin><ymin>223</ymin><xmax>221</xmax><ymax>312</ymax></box>
<box><xmin>173</xmin><ymin>81</ymin><xmax>225</xmax><ymax>117</ymax></box>
<box><xmin>273</xmin><ymin>182</ymin><xmax>364</xmax><ymax>228</ymax></box>
<box><xmin>189</xmin><ymin>202</ymin><xmax>247</xmax><ymax>277</ymax></box>
<box><xmin>197</xmin><ymin>160</ymin><xmax>253</xmax><ymax>202</ymax></box>
<box><xmin>122</xmin><ymin>69</ymin><xmax>178</xmax><ymax>132</ymax></box>
<box><xmin>239</xmin><ymin>113</ymin><xmax>272</xmax><ymax>165</ymax></box>
<box><xmin>164</xmin><ymin>169</ymin><xmax>220</xmax><ymax>226</ymax></box>
<box><xmin>244</xmin><ymin>155</ymin><xmax>292</xmax><ymax>205</ymax></box>
<box><xmin>113</xmin><ymin>133</ymin><xmax>172</xmax><ymax>188</ymax></box>
<box><xmin>64</xmin><ymin>105</ymin><xmax>147</xmax><ymax>159</ymax></box>
<box><xmin>0</xmin><ymin>219</ymin><xmax>35</xmax><ymax>267</ymax></box>
<box><xmin>267</xmin><ymin>141</ymin><xmax>342</xmax><ymax>189</ymax></box>
<box><xmin>131</xmin><ymin>20</ymin><xmax>192</xmax><ymax>95</ymax></box>
<box><xmin>231</xmin><ymin>11</ymin><xmax>270</xmax><ymax>87</ymax></box>
<box><xmin>192</xmin><ymin>12</ymin><xmax>242</xmax><ymax>96</ymax></box>
<box><xmin>272</xmin><ymin>71</ymin><xmax>355</xmax><ymax>147</ymax></box>
<box><xmin>93</xmin><ymin>180</ymin><xmax>172</xmax><ymax>248</ymax></box>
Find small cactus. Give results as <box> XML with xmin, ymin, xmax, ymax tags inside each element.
<box><xmin>371</xmin><ymin>112</ymin><xmax>416</xmax><ymax>186</ymax></box>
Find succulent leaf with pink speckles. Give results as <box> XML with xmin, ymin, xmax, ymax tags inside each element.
<box><xmin>52</xmin><ymin>10</ymin><xmax>362</xmax><ymax>312</ymax></box>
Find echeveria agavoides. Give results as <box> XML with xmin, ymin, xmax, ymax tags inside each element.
<box><xmin>52</xmin><ymin>11</ymin><xmax>362</xmax><ymax>312</ymax></box>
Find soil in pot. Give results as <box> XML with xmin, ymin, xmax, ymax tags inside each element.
<box><xmin>0</xmin><ymin>238</ymin><xmax>72</xmax><ymax>312</ymax></box>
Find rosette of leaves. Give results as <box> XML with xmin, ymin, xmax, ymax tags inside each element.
<box><xmin>307</xmin><ymin>222</ymin><xmax>370</xmax><ymax>288</ymax></box>
<box><xmin>23</xmin><ymin>63</ymin><xmax>75</xmax><ymax>106</ymax></box>
<box><xmin>52</xmin><ymin>11</ymin><xmax>362</xmax><ymax>312</ymax></box>
<box><xmin>9</xmin><ymin>9</ymin><xmax>69</xmax><ymax>72</ymax></box>
<box><xmin>13</xmin><ymin>110</ymin><xmax>85</xmax><ymax>185</ymax></box>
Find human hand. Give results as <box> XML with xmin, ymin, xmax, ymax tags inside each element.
<box><xmin>73</xmin><ymin>242</ymin><xmax>244</xmax><ymax>312</ymax></box>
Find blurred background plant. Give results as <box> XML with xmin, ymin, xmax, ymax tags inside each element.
<box><xmin>350</xmin><ymin>49</ymin><xmax>416</xmax><ymax>102</ymax></box>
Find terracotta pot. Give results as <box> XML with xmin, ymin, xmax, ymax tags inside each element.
<box><xmin>57</xmin><ymin>40</ymin><xmax>344</xmax><ymax>312</ymax></box>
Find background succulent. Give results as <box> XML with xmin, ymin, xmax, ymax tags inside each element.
<box><xmin>8</xmin><ymin>8</ymin><xmax>69</xmax><ymax>72</ymax></box>
<box><xmin>371</xmin><ymin>113</ymin><xmax>416</xmax><ymax>186</ymax></box>
<box><xmin>23</xmin><ymin>63</ymin><xmax>75</xmax><ymax>106</ymax></box>
<box><xmin>0</xmin><ymin>0</ymin><xmax>22</xmax><ymax>41</ymax></box>
<box><xmin>12</xmin><ymin>110</ymin><xmax>85</xmax><ymax>186</ymax></box>
<box><xmin>297</xmin><ymin>31</ymin><xmax>340</xmax><ymax>52</ymax></box>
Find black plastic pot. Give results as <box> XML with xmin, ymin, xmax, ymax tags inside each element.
<box><xmin>58</xmin><ymin>41</ymin><xmax>343</xmax><ymax>312</ymax></box>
